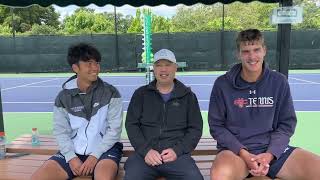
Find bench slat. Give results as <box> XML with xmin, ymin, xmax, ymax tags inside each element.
<box><xmin>0</xmin><ymin>153</ymin><xmax>277</xmax><ymax>180</ymax></box>
<box><xmin>1</xmin><ymin>135</ymin><xmax>279</xmax><ymax>180</ymax></box>
<box><xmin>7</xmin><ymin>135</ymin><xmax>218</xmax><ymax>156</ymax></box>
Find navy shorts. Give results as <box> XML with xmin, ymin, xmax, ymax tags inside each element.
<box><xmin>49</xmin><ymin>142</ymin><xmax>123</xmax><ymax>180</ymax></box>
<box><xmin>247</xmin><ymin>146</ymin><xmax>296</xmax><ymax>179</ymax></box>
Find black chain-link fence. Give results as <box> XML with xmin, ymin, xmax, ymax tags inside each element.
<box><xmin>0</xmin><ymin>30</ymin><xmax>319</xmax><ymax>73</ymax></box>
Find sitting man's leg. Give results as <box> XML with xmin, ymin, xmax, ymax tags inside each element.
<box><xmin>94</xmin><ymin>142</ymin><xmax>123</xmax><ymax>180</ymax></box>
<box><xmin>159</xmin><ymin>154</ymin><xmax>203</xmax><ymax>180</ymax></box>
<box><xmin>31</xmin><ymin>153</ymin><xmax>73</xmax><ymax>180</ymax></box>
<box><xmin>210</xmin><ymin>150</ymin><xmax>249</xmax><ymax>180</ymax></box>
<box><xmin>124</xmin><ymin>153</ymin><xmax>160</xmax><ymax>180</ymax></box>
<box><xmin>275</xmin><ymin>147</ymin><xmax>320</xmax><ymax>180</ymax></box>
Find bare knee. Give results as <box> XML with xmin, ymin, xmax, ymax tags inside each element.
<box><xmin>210</xmin><ymin>150</ymin><xmax>248</xmax><ymax>180</ymax></box>
<box><xmin>94</xmin><ymin>159</ymin><xmax>118</xmax><ymax>180</ymax></box>
<box><xmin>31</xmin><ymin>160</ymin><xmax>67</xmax><ymax>180</ymax></box>
<box><xmin>211</xmin><ymin>162</ymin><xmax>235</xmax><ymax>180</ymax></box>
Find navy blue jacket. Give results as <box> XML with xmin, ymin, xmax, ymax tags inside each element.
<box><xmin>208</xmin><ymin>63</ymin><xmax>296</xmax><ymax>159</ymax></box>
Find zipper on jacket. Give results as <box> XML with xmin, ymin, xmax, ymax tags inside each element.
<box><xmin>159</xmin><ymin>103</ymin><xmax>166</xmax><ymax>150</ymax></box>
<box><xmin>83</xmin><ymin>123</ymin><xmax>90</xmax><ymax>154</ymax></box>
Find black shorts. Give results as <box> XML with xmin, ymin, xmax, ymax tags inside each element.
<box><xmin>247</xmin><ymin>146</ymin><xmax>296</xmax><ymax>178</ymax></box>
<box><xmin>267</xmin><ymin>146</ymin><xmax>296</xmax><ymax>178</ymax></box>
<box><xmin>49</xmin><ymin>142</ymin><xmax>123</xmax><ymax>180</ymax></box>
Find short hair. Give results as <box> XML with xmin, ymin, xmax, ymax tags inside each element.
<box><xmin>67</xmin><ymin>43</ymin><xmax>101</xmax><ymax>66</ymax></box>
<box><xmin>236</xmin><ymin>29</ymin><xmax>265</xmax><ymax>51</ymax></box>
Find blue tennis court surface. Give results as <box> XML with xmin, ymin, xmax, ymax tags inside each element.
<box><xmin>1</xmin><ymin>73</ymin><xmax>320</xmax><ymax>112</ymax></box>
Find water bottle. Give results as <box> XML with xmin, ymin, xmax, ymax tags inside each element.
<box><xmin>31</xmin><ymin>128</ymin><xmax>40</xmax><ymax>146</ymax></box>
<box><xmin>0</xmin><ymin>131</ymin><xmax>6</xmax><ymax>159</ymax></box>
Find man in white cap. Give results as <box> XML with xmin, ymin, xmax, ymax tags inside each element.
<box><xmin>124</xmin><ymin>49</ymin><xmax>204</xmax><ymax>180</ymax></box>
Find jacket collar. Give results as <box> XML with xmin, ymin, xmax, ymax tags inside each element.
<box><xmin>147</xmin><ymin>78</ymin><xmax>191</xmax><ymax>98</ymax></box>
<box><xmin>62</xmin><ymin>75</ymin><xmax>101</xmax><ymax>96</ymax></box>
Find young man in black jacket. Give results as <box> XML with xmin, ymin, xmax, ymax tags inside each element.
<box><xmin>124</xmin><ymin>49</ymin><xmax>203</xmax><ymax>180</ymax></box>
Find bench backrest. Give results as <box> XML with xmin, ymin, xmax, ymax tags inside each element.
<box><xmin>6</xmin><ymin>135</ymin><xmax>218</xmax><ymax>156</ymax></box>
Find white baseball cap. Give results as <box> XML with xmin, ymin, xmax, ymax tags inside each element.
<box><xmin>153</xmin><ymin>49</ymin><xmax>176</xmax><ymax>64</ymax></box>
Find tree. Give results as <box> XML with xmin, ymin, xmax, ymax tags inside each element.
<box><xmin>29</xmin><ymin>24</ymin><xmax>59</xmax><ymax>35</ymax></box>
<box><xmin>117</xmin><ymin>14</ymin><xmax>134</xmax><ymax>33</ymax></box>
<box><xmin>0</xmin><ymin>24</ymin><xmax>11</xmax><ymax>35</ymax></box>
<box><xmin>104</xmin><ymin>12</ymin><xmax>133</xmax><ymax>34</ymax></box>
<box><xmin>225</xmin><ymin>2</ymin><xmax>277</xmax><ymax>31</ymax></box>
<box><xmin>171</xmin><ymin>4</ymin><xmax>224</xmax><ymax>32</ymax></box>
<box><xmin>63</xmin><ymin>8</ymin><xmax>114</xmax><ymax>34</ymax></box>
<box><xmin>127</xmin><ymin>8</ymin><xmax>172</xmax><ymax>33</ymax></box>
<box><xmin>171</xmin><ymin>3</ymin><xmax>278</xmax><ymax>32</ymax></box>
<box><xmin>0</xmin><ymin>5</ymin><xmax>60</xmax><ymax>33</ymax></box>
<box><xmin>293</xmin><ymin>1</ymin><xmax>320</xmax><ymax>30</ymax></box>
<box><xmin>152</xmin><ymin>15</ymin><xmax>171</xmax><ymax>33</ymax></box>
<box><xmin>3</xmin><ymin>14</ymin><xmax>21</xmax><ymax>32</ymax></box>
<box><xmin>127</xmin><ymin>9</ymin><xmax>143</xmax><ymax>33</ymax></box>
<box><xmin>91</xmin><ymin>13</ymin><xmax>113</xmax><ymax>33</ymax></box>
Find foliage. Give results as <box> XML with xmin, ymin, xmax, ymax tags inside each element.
<box><xmin>29</xmin><ymin>24</ymin><xmax>59</xmax><ymax>35</ymax></box>
<box><xmin>63</xmin><ymin>8</ymin><xmax>114</xmax><ymax>34</ymax></box>
<box><xmin>105</xmin><ymin>12</ymin><xmax>133</xmax><ymax>34</ymax></box>
<box><xmin>293</xmin><ymin>1</ymin><xmax>320</xmax><ymax>30</ymax></box>
<box><xmin>0</xmin><ymin>2</ymin><xmax>319</xmax><ymax>35</ymax></box>
<box><xmin>152</xmin><ymin>15</ymin><xmax>170</xmax><ymax>33</ymax></box>
<box><xmin>0</xmin><ymin>5</ymin><xmax>59</xmax><ymax>33</ymax></box>
<box><xmin>127</xmin><ymin>9</ymin><xmax>143</xmax><ymax>33</ymax></box>
<box><xmin>0</xmin><ymin>24</ymin><xmax>11</xmax><ymax>36</ymax></box>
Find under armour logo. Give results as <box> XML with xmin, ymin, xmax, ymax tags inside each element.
<box><xmin>284</xmin><ymin>147</ymin><xmax>290</xmax><ymax>153</ymax></box>
<box><xmin>108</xmin><ymin>154</ymin><xmax>117</xmax><ymax>158</ymax></box>
<box><xmin>249</xmin><ymin>90</ymin><xmax>256</xmax><ymax>95</ymax></box>
<box><xmin>93</xmin><ymin>102</ymin><xmax>99</xmax><ymax>108</ymax></box>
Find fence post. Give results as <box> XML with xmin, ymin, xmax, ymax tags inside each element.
<box><xmin>0</xmin><ymin>87</ymin><xmax>4</xmax><ymax>132</ymax></box>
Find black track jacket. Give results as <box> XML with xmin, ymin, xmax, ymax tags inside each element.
<box><xmin>125</xmin><ymin>79</ymin><xmax>203</xmax><ymax>157</ymax></box>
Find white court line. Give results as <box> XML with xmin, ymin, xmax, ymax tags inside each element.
<box><xmin>19</xmin><ymin>82</ymin><xmax>320</xmax><ymax>88</ymax></box>
<box><xmin>3</xmin><ymin>101</ymin><xmax>132</xmax><ymax>104</ymax></box>
<box><xmin>178</xmin><ymin>75</ymin><xmax>219</xmax><ymax>78</ymax></box>
<box><xmin>194</xmin><ymin>100</ymin><xmax>320</xmax><ymax>102</ymax></box>
<box><xmin>26</xmin><ymin>85</ymin><xmax>61</xmax><ymax>88</ymax></box>
<box><xmin>4</xmin><ymin>110</ymin><xmax>320</xmax><ymax>113</ymax></box>
<box><xmin>26</xmin><ymin>84</ymin><xmax>144</xmax><ymax>88</ymax></box>
<box><xmin>291</xmin><ymin>82</ymin><xmax>320</xmax><ymax>85</ymax></box>
<box><xmin>1</xmin><ymin>78</ymin><xmax>60</xmax><ymax>91</ymax></box>
<box><xmin>3</xmin><ymin>102</ymin><xmax>53</xmax><ymax>104</ymax></box>
<box><xmin>289</xmin><ymin>77</ymin><xmax>320</xmax><ymax>84</ymax></box>
<box><xmin>4</xmin><ymin>99</ymin><xmax>320</xmax><ymax>104</ymax></box>
<box><xmin>102</xmin><ymin>75</ymin><xmax>219</xmax><ymax>78</ymax></box>
<box><xmin>185</xmin><ymin>84</ymin><xmax>213</xmax><ymax>86</ymax></box>
<box><xmin>25</xmin><ymin>84</ymin><xmax>214</xmax><ymax>88</ymax></box>
<box><xmin>16</xmin><ymin>82</ymin><xmax>320</xmax><ymax>88</ymax></box>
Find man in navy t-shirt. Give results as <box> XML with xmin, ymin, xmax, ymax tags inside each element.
<box><xmin>208</xmin><ymin>29</ymin><xmax>320</xmax><ymax>179</ymax></box>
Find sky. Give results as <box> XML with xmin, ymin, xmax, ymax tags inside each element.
<box><xmin>53</xmin><ymin>4</ymin><xmax>178</xmax><ymax>21</ymax></box>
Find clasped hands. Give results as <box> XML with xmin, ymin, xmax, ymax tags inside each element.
<box><xmin>240</xmin><ymin>149</ymin><xmax>274</xmax><ymax>176</ymax></box>
<box><xmin>145</xmin><ymin>148</ymin><xmax>177</xmax><ymax>166</ymax></box>
<box><xmin>69</xmin><ymin>155</ymin><xmax>98</xmax><ymax>176</ymax></box>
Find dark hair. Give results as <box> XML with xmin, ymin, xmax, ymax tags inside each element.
<box><xmin>236</xmin><ymin>29</ymin><xmax>265</xmax><ymax>50</ymax></box>
<box><xmin>67</xmin><ymin>43</ymin><xmax>101</xmax><ymax>66</ymax></box>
